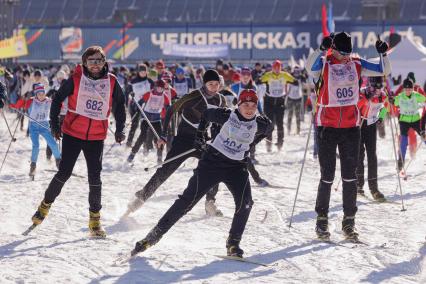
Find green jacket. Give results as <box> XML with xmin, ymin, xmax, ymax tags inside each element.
<box><xmin>394</xmin><ymin>91</ymin><xmax>425</xmax><ymax>123</ymax></box>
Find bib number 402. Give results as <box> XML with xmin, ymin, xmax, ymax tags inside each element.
<box><xmin>336</xmin><ymin>87</ymin><xmax>354</xmax><ymax>98</ymax></box>
<box><xmin>86</xmin><ymin>99</ymin><xmax>103</xmax><ymax>111</ymax></box>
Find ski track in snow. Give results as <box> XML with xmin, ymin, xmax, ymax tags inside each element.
<box><xmin>0</xmin><ymin>112</ymin><xmax>425</xmax><ymax>284</ymax></box>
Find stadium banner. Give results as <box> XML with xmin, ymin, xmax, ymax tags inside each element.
<box><xmin>0</xmin><ymin>35</ymin><xmax>28</xmax><ymax>59</ymax></box>
<box><xmin>162</xmin><ymin>42</ymin><xmax>229</xmax><ymax>58</ymax></box>
<box><xmin>16</xmin><ymin>23</ymin><xmax>426</xmax><ymax>62</ymax></box>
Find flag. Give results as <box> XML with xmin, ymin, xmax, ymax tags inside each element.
<box><xmin>321</xmin><ymin>4</ymin><xmax>329</xmax><ymax>36</ymax></box>
<box><xmin>327</xmin><ymin>2</ymin><xmax>335</xmax><ymax>33</ymax></box>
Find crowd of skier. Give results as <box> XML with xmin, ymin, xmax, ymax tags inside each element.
<box><xmin>0</xmin><ymin>31</ymin><xmax>425</xmax><ymax>258</ymax></box>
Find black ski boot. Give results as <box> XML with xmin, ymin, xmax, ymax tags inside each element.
<box><xmin>357</xmin><ymin>186</ymin><xmax>365</xmax><ymax>196</ymax></box>
<box><xmin>226</xmin><ymin>237</ymin><xmax>244</xmax><ymax>258</ymax></box>
<box><xmin>342</xmin><ymin>215</ymin><xmax>359</xmax><ymax>241</ymax></box>
<box><xmin>29</xmin><ymin>162</ymin><xmax>36</xmax><ymax>179</ymax></box>
<box><xmin>315</xmin><ymin>215</ymin><xmax>330</xmax><ymax>241</ymax></box>
<box><xmin>131</xmin><ymin>227</ymin><xmax>162</xmax><ymax>256</ymax></box>
<box><xmin>369</xmin><ymin>183</ymin><xmax>386</xmax><ymax>202</ymax></box>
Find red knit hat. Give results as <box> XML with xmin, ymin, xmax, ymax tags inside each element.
<box><xmin>238</xmin><ymin>89</ymin><xmax>258</xmax><ymax>105</ymax></box>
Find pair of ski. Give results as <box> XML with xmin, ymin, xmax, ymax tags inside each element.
<box><xmin>358</xmin><ymin>193</ymin><xmax>399</xmax><ymax>205</ymax></box>
<box><xmin>316</xmin><ymin>235</ymin><xmax>368</xmax><ymax>247</ymax></box>
<box><xmin>113</xmin><ymin>252</ymin><xmax>269</xmax><ymax>267</ymax></box>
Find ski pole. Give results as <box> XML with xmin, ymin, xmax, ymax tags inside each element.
<box><xmin>13</xmin><ymin>108</ymin><xmax>52</xmax><ymax>132</ymax></box>
<box><xmin>144</xmin><ymin>148</ymin><xmax>196</xmax><ymax>172</ymax></box>
<box><xmin>0</xmin><ymin>117</ymin><xmax>20</xmax><ymax>175</ymax></box>
<box><xmin>288</xmin><ymin>117</ymin><xmax>313</xmax><ymax>229</ymax></box>
<box><xmin>131</xmin><ymin>95</ymin><xmax>162</xmax><ymax>141</ymax></box>
<box><xmin>1</xmin><ymin>110</ymin><xmax>17</xmax><ymax>142</ymax></box>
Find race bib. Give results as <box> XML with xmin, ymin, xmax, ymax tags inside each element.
<box><xmin>211</xmin><ymin>112</ymin><xmax>257</xmax><ymax>160</ymax></box>
<box><xmin>132</xmin><ymin>81</ymin><xmax>151</xmax><ymax>102</ymax></box>
<box><xmin>144</xmin><ymin>93</ymin><xmax>164</xmax><ymax>114</ymax></box>
<box><xmin>75</xmin><ymin>75</ymin><xmax>111</xmax><ymax>120</ymax></box>
<box><xmin>174</xmin><ymin>81</ymin><xmax>188</xmax><ymax>98</ymax></box>
<box><xmin>287</xmin><ymin>84</ymin><xmax>302</xmax><ymax>100</ymax></box>
<box><xmin>399</xmin><ymin>97</ymin><xmax>420</xmax><ymax>115</ymax></box>
<box><xmin>327</xmin><ymin>62</ymin><xmax>359</xmax><ymax>107</ymax></box>
<box><xmin>30</xmin><ymin>99</ymin><xmax>51</xmax><ymax>122</ymax></box>
<box><xmin>365</xmin><ymin>102</ymin><xmax>383</xmax><ymax>125</ymax></box>
<box><xmin>269</xmin><ymin>79</ymin><xmax>284</xmax><ymax>97</ymax></box>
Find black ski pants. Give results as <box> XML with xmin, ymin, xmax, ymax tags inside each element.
<box><xmin>131</xmin><ymin>119</ymin><xmax>162</xmax><ymax>158</ymax></box>
<box><xmin>126</xmin><ymin>106</ymin><xmax>141</xmax><ymax>145</ymax></box>
<box><xmin>356</xmin><ymin>122</ymin><xmax>378</xmax><ymax>191</ymax></box>
<box><xmin>153</xmin><ymin>153</ymin><xmax>253</xmax><ymax>241</ymax></box>
<box><xmin>135</xmin><ymin>133</ymin><xmax>219</xmax><ymax>202</ymax></box>
<box><xmin>263</xmin><ymin>96</ymin><xmax>285</xmax><ymax>145</ymax></box>
<box><xmin>44</xmin><ymin>134</ymin><xmax>104</xmax><ymax>213</ymax></box>
<box><xmin>315</xmin><ymin>127</ymin><xmax>360</xmax><ymax>217</ymax></box>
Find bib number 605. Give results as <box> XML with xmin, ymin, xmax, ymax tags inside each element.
<box><xmin>336</xmin><ymin>87</ymin><xmax>354</xmax><ymax>98</ymax></box>
<box><xmin>86</xmin><ymin>99</ymin><xmax>103</xmax><ymax>111</ymax></box>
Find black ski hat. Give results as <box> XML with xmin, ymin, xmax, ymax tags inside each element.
<box><xmin>203</xmin><ymin>69</ymin><xmax>220</xmax><ymax>83</ymax></box>
<box><xmin>403</xmin><ymin>78</ymin><xmax>413</xmax><ymax>88</ymax></box>
<box><xmin>332</xmin><ymin>32</ymin><xmax>352</xmax><ymax>54</ymax></box>
<box><xmin>368</xmin><ymin>76</ymin><xmax>383</xmax><ymax>88</ymax></box>
<box><xmin>407</xmin><ymin>72</ymin><xmax>416</xmax><ymax>83</ymax></box>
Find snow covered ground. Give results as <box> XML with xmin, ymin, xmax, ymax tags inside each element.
<box><xmin>0</xmin><ymin>111</ymin><xmax>425</xmax><ymax>284</ymax></box>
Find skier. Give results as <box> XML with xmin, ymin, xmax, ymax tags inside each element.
<box><xmin>356</xmin><ymin>77</ymin><xmax>388</xmax><ymax>201</ymax></box>
<box><xmin>29</xmin><ymin>46</ymin><xmax>126</xmax><ymax>237</ymax></box>
<box><xmin>394</xmin><ymin>78</ymin><xmax>426</xmax><ymax>176</ymax></box>
<box><xmin>394</xmin><ymin>72</ymin><xmax>426</xmax><ymax>158</ymax></box>
<box><xmin>127</xmin><ymin>79</ymin><xmax>170</xmax><ymax>164</ymax></box>
<box><xmin>231</xmin><ymin>67</ymin><xmax>263</xmax><ymax>114</ymax></box>
<box><xmin>126</xmin><ymin>64</ymin><xmax>154</xmax><ymax>148</ymax></box>
<box><xmin>130</xmin><ymin>89</ymin><xmax>272</xmax><ymax>258</ymax></box>
<box><xmin>306</xmin><ymin>32</ymin><xmax>391</xmax><ymax>241</ymax></box>
<box><xmin>172</xmin><ymin>67</ymin><xmax>193</xmax><ymax>99</ymax></box>
<box><xmin>286</xmin><ymin>77</ymin><xmax>303</xmax><ymax>135</ymax></box>
<box><xmin>124</xmin><ymin>69</ymin><xmax>227</xmax><ymax>217</ymax></box>
<box><xmin>260</xmin><ymin>60</ymin><xmax>295</xmax><ymax>151</ymax></box>
<box><xmin>11</xmin><ymin>84</ymin><xmax>61</xmax><ymax>177</ymax></box>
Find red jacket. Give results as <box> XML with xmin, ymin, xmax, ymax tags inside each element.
<box><xmin>62</xmin><ymin>65</ymin><xmax>116</xmax><ymax>140</ymax></box>
<box><xmin>315</xmin><ymin>55</ymin><xmax>362</xmax><ymax>128</ymax></box>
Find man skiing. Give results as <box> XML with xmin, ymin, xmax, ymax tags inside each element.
<box><xmin>29</xmin><ymin>46</ymin><xmax>126</xmax><ymax>237</ymax></box>
<box><xmin>306</xmin><ymin>32</ymin><xmax>391</xmax><ymax>241</ymax></box>
<box><xmin>130</xmin><ymin>89</ymin><xmax>272</xmax><ymax>258</ymax></box>
<box><xmin>356</xmin><ymin>77</ymin><xmax>388</xmax><ymax>201</ymax></box>
<box><xmin>124</xmin><ymin>69</ymin><xmax>227</xmax><ymax>217</ymax></box>
<box><xmin>127</xmin><ymin>79</ymin><xmax>170</xmax><ymax>164</ymax></box>
<box><xmin>126</xmin><ymin>64</ymin><xmax>154</xmax><ymax>148</ymax></box>
<box><xmin>172</xmin><ymin>67</ymin><xmax>193</xmax><ymax>99</ymax></box>
<box><xmin>394</xmin><ymin>78</ymin><xmax>426</xmax><ymax>176</ymax></box>
<box><xmin>260</xmin><ymin>60</ymin><xmax>295</xmax><ymax>151</ymax></box>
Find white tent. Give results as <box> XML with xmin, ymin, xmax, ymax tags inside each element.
<box><xmin>387</xmin><ymin>32</ymin><xmax>426</xmax><ymax>87</ymax></box>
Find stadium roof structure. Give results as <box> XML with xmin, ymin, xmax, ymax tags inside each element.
<box><xmin>17</xmin><ymin>0</ymin><xmax>366</xmax><ymax>25</ymax></box>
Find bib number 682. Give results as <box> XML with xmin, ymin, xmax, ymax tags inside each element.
<box><xmin>86</xmin><ymin>99</ymin><xmax>103</xmax><ymax>111</ymax></box>
<box><xmin>336</xmin><ymin>87</ymin><xmax>354</xmax><ymax>98</ymax></box>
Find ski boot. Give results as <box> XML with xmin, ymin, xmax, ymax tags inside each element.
<box><xmin>315</xmin><ymin>215</ymin><xmax>330</xmax><ymax>241</ymax></box>
<box><xmin>29</xmin><ymin>162</ymin><xmax>36</xmax><ymax>180</ymax></box>
<box><xmin>32</xmin><ymin>200</ymin><xmax>52</xmax><ymax>225</ymax></box>
<box><xmin>122</xmin><ymin>197</ymin><xmax>144</xmax><ymax>218</ymax></box>
<box><xmin>55</xmin><ymin>158</ymin><xmax>61</xmax><ymax>170</ymax></box>
<box><xmin>342</xmin><ymin>215</ymin><xmax>359</xmax><ymax>241</ymax></box>
<box><xmin>255</xmin><ymin>178</ymin><xmax>269</xmax><ymax>187</ymax></box>
<box><xmin>371</xmin><ymin>190</ymin><xmax>386</xmax><ymax>202</ymax></box>
<box><xmin>266</xmin><ymin>141</ymin><xmax>272</xmax><ymax>153</ymax></box>
<box><xmin>357</xmin><ymin>186</ymin><xmax>365</xmax><ymax>196</ymax></box>
<box><xmin>226</xmin><ymin>237</ymin><xmax>244</xmax><ymax>258</ymax></box>
<box><xmin>131</xmin><ymin>227</ymin><xmax>162</xmax><ymax>256</ymax></box>
<box><xmin>205</xmin><ymin>200</ymin><xmax>223</xmax><ymax>217</ymax></box>
<box><xmin>89</xmin><ymin>211</ymin><xmax>106</xmax><ymax>238</ymax></box>
<box><xmin>276</xmin><ymin>142</ymin><xmax>283</xmax><ymax>151</ymax></box>
<box><xmin>127</xmin><ymin>152</ymin><xmax>136</xmax><ymax>163</ymax></box>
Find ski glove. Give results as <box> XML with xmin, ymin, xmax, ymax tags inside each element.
<box><xmin>194</xmin><ymin>131</ymin><xmax>207</xmax><ymax>154</ymax></box>
<box><xmin>50</xmin><ymin>122</ymin><xmax>62</xmax><ymax>140</ymax></box>
<box><xmin>115</xmin><ymin>131</ymin><xmax>126</xmax><ymax>144</ymax></box>
<box><xmin>320</xmin><ymin>36</ymin><xmax>333</xmax><ymax>51</ymax></box>
<box><xmin>375</xmin><ymin>40</ymin><xmax>389</xmax><ymax>54</ymax></box>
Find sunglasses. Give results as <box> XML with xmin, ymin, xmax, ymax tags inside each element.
<box><xmin>338</xmin><ymin>50</ymin><xmax>351</xmax><ymax>56</ymax></box>
<box><xmin>87</xmin><ymin>58</ymin><xmax>105</xmax><ymax>65</ymax></box>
